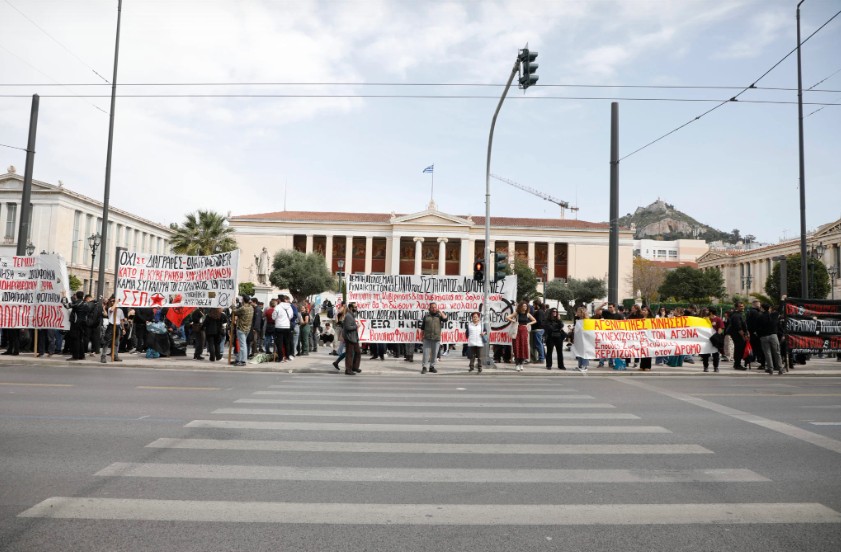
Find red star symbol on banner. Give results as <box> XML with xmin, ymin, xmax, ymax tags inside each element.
<box><xmin>150</xmin><ymin>293</ymin><xmax>165</xmax><ymax>306</ymax></box>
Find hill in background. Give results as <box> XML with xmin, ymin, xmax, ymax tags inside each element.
<box><xmin>618</xmin><ymin>199</ymin><xmax>747</xmax><ymax>243</ymax></box>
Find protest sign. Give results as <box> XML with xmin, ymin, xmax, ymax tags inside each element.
<box><xmin>0</xmin><ymin>254</ymin><xmax>70</xmax><ymax>329</ymax></box>
<box><xmin>571</xmin><ymin>316</ymin><xmax>716</xmax><ymax>359</ymax></box>
<box><xmin>115</xmin><ymin>250</ymin><xmax>239</xmax><ymax>308</ymax></box>
<box><xmin>783</xmin><ymin>298</ymin><xmax>841</xmax><ymax>354</ymax></box>
<box><xmin>346</xmin><ymin>274</ymin><xmax>517</xmax><ymax>344</ymax></box>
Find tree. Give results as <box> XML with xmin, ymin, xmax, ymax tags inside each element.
<box><xmin>658</xmin><ymin>266</ymin><xmax>725</xmax><ymax>302</ymax></box>
<box><xmin>238</xmin><ymin>282</ymin><xmax>255</xmax><ymax>297</ymax></box>
<box><xmin>170</xmin><ymin>210</ymin><xmax>237</xmax><ymax>255</ymax></box>
<box><xmin>544</xmin><ymin>279</ymin><xmax>574</xmax><ymax>306</ymax></box>
<box><xmin>68</xmin><ymin>274</ymin><xmax>82</xmax><ymax>292</ymax></box>
<box><xmin>269</xmin><ymin>251</ymin><xmax>334</xmax><ymax>303</ymax></box>
<box><xmin>626</xmin><ymin>257</ymin><xmax>667</xmax><ymax>304</ymax></box>
<box><xmin>765</xmin><ymin>254</ymin><xmax>829</xmax><ymax>301</ymax></box>
<box><xmin>567</xmin><ymin>277</ymin><xmax>607</xmax><ymax>309</ymax></box>
<box><xmin>512</xmin><ymin>258</ymin><xmax>539</xmax><ymax>302</ymax></box>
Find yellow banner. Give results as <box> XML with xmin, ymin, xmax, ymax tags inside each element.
<box><xmin>581</xmin><ymin>316</ymin><xmax>712</xmax><ymax>332</ymax></box>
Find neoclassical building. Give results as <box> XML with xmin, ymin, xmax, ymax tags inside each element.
<box><xmin>0</xmin><ymin>167</ymin><xmax>172</xmax><ymax>295</ymax></box>
<box><xmin>697</xmin><ymin>217</ymin><xmax>841</xmax><ymax>299</ymax></box>
<box><xmin>229</xmin><ymin>204</ymin><xmax>634</xmax><ymax>297</ymax></box>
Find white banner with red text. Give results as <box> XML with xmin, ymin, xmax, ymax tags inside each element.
<box><xmin>0</xmin><ymin>254</ymin><xmax>70</xmax><ymax>329</ymax></box>
<box><xmin>571</xmin><ymin>316</ymin><xmax>716</xmax><ymax>359</ymax></box>
<box><xmin>346</xmin><ymin>273</ymin><xmax>517</xmax><ymax>344</ymax></box>
<box><xmin>115</xmin><ymin>250</ymin><xmax>239</xmax><ymax>308</ymax></box>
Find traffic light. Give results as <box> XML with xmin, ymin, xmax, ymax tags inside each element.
<box><xmin>493</xmin><ymin>252</ymin><xmax>508</xmax><ymax>282</ymax></box>
<box><xmin>518</xmin><ymin>48</ymin><xmax>538</xmax><ymax>89</ymax></box>
<box><xmin>473</xmin><ymin>260</ymin><xmax>485</xmax><ymax>281</ymax></box>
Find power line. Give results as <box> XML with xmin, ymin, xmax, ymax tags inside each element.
<box><xmin>0</xmin><ymin>93</ymin><xmax>837</xmax><ymax>105</ymax></box>
<box><xmin>0</xmin><ymin>80</ymin><xmax>838</xmax><ymax>93</ymax></box>
<box><xmin>807</xmin><ymin>67</ymin><xmax>841</xmax><ymax>90</ymax></box>
<box><xmin>0</xmin><ymin>142</ymin><xmax>27</xmax><ymax>151</ymax></box>
<box><xmin>619</xmin><ymin>7</ymin><xmax>841</xmax><ymax>163</ymax></box>
<box><xmin>2</xmin><ymin>0</ymin><xmax>111</xmax><ymax>84</ymax></box>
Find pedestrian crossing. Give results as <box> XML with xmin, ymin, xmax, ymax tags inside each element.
<box><xmin>18</xmin><ymin>375</ymin><xmax>841</xmax><ymax>534</ymax></box>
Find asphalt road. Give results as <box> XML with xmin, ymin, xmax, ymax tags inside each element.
<box><xmin>1</xmin><ymin>364</ymin><xmax>840</xmax><ymax>551</ymax></box>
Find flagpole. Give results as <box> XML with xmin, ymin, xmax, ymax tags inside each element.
<box><xmin>430</xmin><ymin>170</ymin><xmax>434</xmax><ymax>205</ymax></box>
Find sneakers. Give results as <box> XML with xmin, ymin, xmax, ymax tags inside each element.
<box><xmin>515</xmin><ymin>366</ymin><xmax>523</xmax><ymax>372</ymax></box>
<box><xmin>421</xmin><ymin>367</ymin><xmax>427</xmax><ymax>374</ymax></box>
<box><xmin>429</xmin><ymin>367</ymin><xmax>437</xmax><ymax>373</ymax></box>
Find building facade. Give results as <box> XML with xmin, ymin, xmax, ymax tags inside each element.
<box><xmin>696</xmin><ymin>217</ymin><xmax>841</xmax><ymax>299</ymax></box>
<box><xmin>0</xmin><ymin>167</ymin><xmax>172</xmax><ymax>296</ymax></box>
<box><xmin>229</xmin><ymin>205</ymin><xmax>635</xmax><ymax>298</ymax></box>
<box><xmin>634</xmin><ymin>238</ymin><xmax>708</xmax><ymax>263</ymax></box>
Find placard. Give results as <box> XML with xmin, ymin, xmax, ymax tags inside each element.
<box><xmin>571</xmin><ymin>316</ymin><xmax>716</xmax><ymax>359</ymax></box>
<box><xmin>0</xmin><ymin>254</ymin><xmax>71</xmax><ymax>329</ymax></box>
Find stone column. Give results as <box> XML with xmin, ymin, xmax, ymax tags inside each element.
<box><xmin>305</xmin><ymin>234</ymin><xmax>313</xmax><ymax>254</ymax></box>
<box><xmin>389</xmin><ymin>237</ymin><xmax>400</xmax><ymax>275</ymax></box>
<box><xmin>414</xmin><ymin>237</ymin><xmax>424</xmax><ymax>275</ymax></box>
<box><xmin>345</xmin><ymin>235</ymin><xmax>353</xmax><ymax>276</ymax></box>
<box><xmin>437</xmin><ymin>237</ymin><xmax>448</xmax><ymax>276</ymax></box>
<box><xmin>325</xmin><ymin>235</ymin><xmax>333</xmax><ymax>272</ymax></box>
<box><xmin>547</xmin><ymin>242</ymin><xmax>555</xmax><ymax>281</ymax></box>
<box><xmin>460</xmin><ymin>238</ymin><xmax>473</xmax><ymax>276</ymax></box>
<box><xmin>365</xmin><ymin>236</ymin><xmax>373</xmax><ymax>274</ymax></box>
<box><xmin>527</xmin><ymin>241</ymin><xmax>536</xmax><ymax>270</ymax></box>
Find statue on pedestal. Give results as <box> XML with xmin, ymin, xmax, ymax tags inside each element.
<box><xmin>255</xmin><ymin>247</ymin><xmax>271</xmax><ymax>285</ymax></box>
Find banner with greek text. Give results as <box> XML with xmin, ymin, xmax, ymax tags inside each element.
<box><xmin>783</xmin><ymin>298</ymin><xmax>841</xmax><ymax>354</ymax></box>
<box><xmin>571</xmin><ymin>316</ymin><xmax>716</xmax><ymax>359</ymax></box>
<box><xmin>115</xmin><ymin>250</ymin><xmax>239</xmax><ymax>308</ymax></box>
<box><xmin>0</xmin><ymin>254</ymin><xmax>70</xmax><ymax>329</ymax></box>
<box><xmin>346</xmin><ymin>274</ymin><xmax>518</xmax><ymax>344</ymax></box>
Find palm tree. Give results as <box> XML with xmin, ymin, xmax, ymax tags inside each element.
<box><xmin>170</xmin><ymin>210</ymin><xmax>237</xmax><ymax>255</ymax></box>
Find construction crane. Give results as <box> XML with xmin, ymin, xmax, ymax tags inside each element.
<box><xmin>490</xmin><ymin>173</ymin><xmax>579</xmax><ymax>219</ymax></box>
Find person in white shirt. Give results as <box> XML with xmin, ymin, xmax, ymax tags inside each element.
<box><xmin>465</xmin><ymin>311</ymin><xmax>485</xmax><ymax>373</ymax></box>
<box><xmin>103</xmin><ymin>297</ymin><xmax>125</xmax><ymax>357</ymax></box>
<box><xmin>272</xmin><ymin>295</ymin><xmax>295</xmax><ymax>361</ymax></box>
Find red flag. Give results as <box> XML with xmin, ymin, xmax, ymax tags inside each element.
<box><xmin>166</xmin><ymin>306</ymin><xmax>196</xmax><ymax>328</ymax></box>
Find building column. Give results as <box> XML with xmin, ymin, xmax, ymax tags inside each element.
<box><xmin>325</xmin><ymin>235</ymin><xmax>333</xmax><ymax>272</ymax></box>
<box><xmin>547</xmin><ymin>242</ymin><xmax>555</xmax><ymax>281</ymax></box>
<box><xmin>389</xmin><ymin>237</ymin><xmax>400</xmax><ymax>275</ymax></box>
<box><xmin>437</xmin><ymin>237</ymin><xmax>448</xmax><ymax>276</ymax></box>
<box><xmin>460</xmin><ymin>238</ymin><xmax>473</xmax><ymax>276</ymax></box>
<box><xmin>345</xmin><ymin>235</ymin><xmax>353</xmax><ymax>276</ymax></box>
<box><xmin>527</xmin><ymin>241</ymin><xmax>536</xmax><ymax>270</ymax></box>
<box><xmin>305</xmin><ymin>234</ymin><xmax>313</xmax><ymax>254</ymax></box>
<box><xmin>365</xmin><ymin>236</ymin><xmax>373</xmax><ymax>274</ymax></box>
<box><xmin>414</xmin><ymin>237</ymin><xmax>424</xmax><ymax>275</ymax></box>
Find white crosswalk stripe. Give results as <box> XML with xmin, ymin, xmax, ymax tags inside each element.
<box><xmin>17</xmin><ymin>374</ymin><xmax>841</xmax><ymax>534</ymax></box>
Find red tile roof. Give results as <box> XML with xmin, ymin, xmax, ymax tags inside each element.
<box><xmin>231</xmin><ymin>211</ymin><xmax>615</xmax><ymax>230</ymax></box>
<box><xmin>650</xmin><ymin>260</ymin><xmax>699</xmax><ymax>269</ymax></box>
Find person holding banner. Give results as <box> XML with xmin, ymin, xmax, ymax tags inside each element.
<box><xmin>506</xmin><ymin>302</ymin><xmax>536</xmax><ymax>372</ymax></box>
<box><xmin>343</xmin><ymin>303</ymin><xmax>362</xmax><ymax>375</ymax></box>
<box><xmin>420</xmin><ymin>302</ymin><xmax>448</xmax><ymax>374</ymax></box>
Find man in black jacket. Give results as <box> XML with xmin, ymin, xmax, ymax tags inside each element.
<box><xmin>745</xmin><ymin>299</ymin><xmax>766</xmax><ymax>370</ymax></box>
<box><xmin>66</xmin><ymin>291</ymin><xmax>88</xmax><ymax>360</ymax></box>
<box><xmin>728</xmin><ymin>302</ymin><xmax>749</xmax><ymax>370</ymax></box>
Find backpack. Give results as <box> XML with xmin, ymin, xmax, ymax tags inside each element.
<box><xmin>612</xmin><ymin>358</ymin><xmax>627</xmax><ymax>371</ymax></box>
<box><xmin>86</xmin><ymin>302</ymin><xmax>102</xmax><ymax>328</ymax></box>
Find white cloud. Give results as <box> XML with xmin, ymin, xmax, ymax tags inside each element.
<box><xmin>715</xmin><ymin>10</ymin><xmax>790</xmax><ymax>59</ymax></box>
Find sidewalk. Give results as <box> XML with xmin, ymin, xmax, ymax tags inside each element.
<box><xmin>3</xmin><ymin>346</ymin><xmax>841</xmax><ymax>376</ymax></box>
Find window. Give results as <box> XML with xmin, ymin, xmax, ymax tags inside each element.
<box><xmin>4</xmin><ymin>203</ymin><xmax>17</xmax><ymax>240</ymax></box>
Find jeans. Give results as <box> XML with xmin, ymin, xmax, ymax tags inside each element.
<box><xmin>422</xmin><ymin>339</ymin><xmax>441</xmax><ymax>369</ymax></box>
<box><xmin>263</xmin><ymin>331</ymin><xmax>274</xmax><ymax>354</ymax></box>
<box><xmin>531</xmin><ymin>329</ymin><xmax>545</xmax><ymax>361</ymax></box>
<box><xmin>292</xmin><ymin>325</ymin><xmax>300</xmax><ymax>355</ymax></box>
<box><xmin>236</xmin><ymin>329</ymin><xmax>248</xmax><ymax>363</ymax></box>
<box><xmin>760</xmin><ymin>334</ymin><xmax>783</xmax><ymax>372</ymax></box>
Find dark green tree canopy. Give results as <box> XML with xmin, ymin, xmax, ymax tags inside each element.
<box><xmin>765</xmin><ymin>254</ymin><xmax>829</xmax><ymax>301</ymax></box>
<box><xmin>658</xmin><ymin>266</ymin><xmax>725</xmax><ymax>302</ymax></box>
<box><xmin>547</xmin><ymin>277</ymin><xmax>607</xmax><ymax>309</ymax></box>
<box><xmin>512</xmin><ymin>258</ymin><xmax>539</xmax><ymax>302</ymax></box>
<box><xmin>170</xmin><ymin>210</ymin><xmax>237</xmax><ymax>256</ymax></box>
<box><xmin>238</xmin><ymin>282</ymin><xmax>255</xmax><ymax>298</ymax></box>
<box><xmin>269</xmin><ymin>251</ymin><xmax>334</xmax><ymax>303</ymax></box>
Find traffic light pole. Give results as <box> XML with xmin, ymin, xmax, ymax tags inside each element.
<box><xmin>483</xmin><ymin>58</ymin><xmax>520</xmax><ymax>368</ymax></box>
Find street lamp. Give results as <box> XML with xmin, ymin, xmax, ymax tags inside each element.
<box><xmin>829</xmin><ymin>265</ymin><xmax>838</xmax><ymax>301</ymax></box>
<box><xmin>742</xmin><ymin>275</ymin><xmax>753</xmax><ymax>290</ymax></box>
<box><xmin>808</xmin><ymin>242</ymin><xmax>826</xmax><ymax>299</ymax></box>
<box><xmin>25</xmin><ymin>242</ymin><xmax>35</xmax><ymax>256</ymax></box>
<box><xmin>88</xmin><ymin>233</ymin><xmax>101</xmax><ymax>296</ymax></box>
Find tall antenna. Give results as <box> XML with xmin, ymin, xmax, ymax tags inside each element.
<box><xmin>490</xmin><ymin>173</ymin><xmax>579</xmax><ymax>219</ymax></box>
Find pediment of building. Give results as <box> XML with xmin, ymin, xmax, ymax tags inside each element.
<box><xmin>813</xmin><ymin>217</ymin><xmax>841</xmax><ymax>239</ymax></box>
<box><xmin>696</xmin><ymin>249</ymin><xmax>733</xmax><ymax>264</ymax></box>
<box><xmin>391</xmin><ymin>209</ymin><xmax>473</xmax><ymax>227</ymax></box>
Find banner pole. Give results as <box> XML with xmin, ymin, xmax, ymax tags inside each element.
<box><xmin>111</xmin><ymin>307</ymin><xmax>118</xmax><ymax>362</ymax></box>
<box><xmin>228</xmin><ymin>316</ymin><xmax>234</xmax><ymax>365</ymax></box>
<box><xmin>33</xmin><ymin>327</ymin><xmax>38</xmax><ymax>357</ymax></box>
<box><xmin>111</xmin><ymin>246</ymin><xmax>125</xmax><ymax>363</ymax></box>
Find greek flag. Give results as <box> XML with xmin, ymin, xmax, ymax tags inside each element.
<box><xmin>422</xmin><ymin>164</ymin><xmax>434</xmax><ymax>174</ymax></box>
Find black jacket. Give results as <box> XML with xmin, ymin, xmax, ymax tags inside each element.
<box><xmin>545</xmin><ymin>318</ymin><xmax>567</xmax><ymax>340</ymax></box>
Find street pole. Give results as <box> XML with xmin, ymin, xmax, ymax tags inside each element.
<box><xmin>796</xmin><ymin>0</ymin><xmax>808</xmax><ymax>298</ymax></box>
<box><xmin>16</xmin><ymin>94</ymin><xmax>39</xmax><ymax>256</ymax></box>
<box><xmin>482</xmin><ymin>58</ymin><xmax>520</xmax><ymax>368</ymax></box>
<box><xmin>96</xmin><ymin>0</ymin><xmax>122</xmax><ymax>299</ymax></box>
<box><xmin>608</xmin><ymin>102</ymin><xmax>619</xmax><ymax>305</ymax></box>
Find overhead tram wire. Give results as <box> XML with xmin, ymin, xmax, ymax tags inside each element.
<box><xmin>0</xmin><ymin>92</ymin><xmax>837</xmax><ymax>105</ymax></box>
<box><xmin>2</xmin><ymin>0</ymin><xmax>111</xmax><ymax>84</ymax></box>
<box><xmin>805</xmin><ymin>67</ymin><xmax>841</xmax><ymax>118</ymax></box>
<box><xmin>619</xmin><ymin>7</ymin><xmax>841</xmax><ymax>163</ymax></box>
<box><xmin>0</xmin><ymin>81</ymin><xmax>838</xmax><ymax>93</ymax></box>
<box><xmin>0</xmin><ymin>142</ymin><xmax>27</xmax><ymax>152</ymax></box>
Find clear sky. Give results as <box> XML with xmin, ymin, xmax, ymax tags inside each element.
<box><xmin>1</xmin><ymin>0</ymin><xmax>839</xmax><ymax>244</ymax></box>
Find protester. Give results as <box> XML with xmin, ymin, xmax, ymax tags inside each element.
<box><xmin>201</xmin><ymin>308</ymin><xmax>225</xmax><ymax>361</ymax></box>
<box><xmin>506</xmin><ymin>301</ymin><xmax>536</xmax><ymax>372</ymax></box>
<box><xmin>758</xmin><ymin>303</ymin><xmax>784</xmax><ymax>375</ymax></box>
<box><xmin>420</xmin><ymin>302</ymin><xmax>448</xmax><ymax>374</ymax></box>
<box><xmin>572</xmin><ymin>306</ymin><xmax>589</xmax><ymax>373</ymax></box>
<box><xmin>465</xmin><ymin>311</ymin><xmax>485</xmax><ymax>373</ymax></box>
<box><xmin>727</xmin><ymin>302</ymin><xmax>749</xmax><ymax>370</ymax></box>
<box><xmin>272</xmin><ymin>295</ymin><xmax>294</xmax><ymax>362</ymax></box>
<box><xmin>342</xmin><ymin>302</ymin><xmax>362</xmax><ymax>374</ymax></box>
<box><xmin>190</xmin><ymin>308</ymin><xmax>206</xmax><ymax>360</ymax></box>
<box><xmin>700</xmin><ymin>307</ymin><xmax>724</xmax><ymax>373</ymax></box>
<box><xmin>232</xmin><ymin>295</ymin><xmax>254</xmax><ymax>367</ymax></box>
<box><xmin>544</xmin><ymin>307</ymin><xmax>567</xmax><ymax>370</ymax></box>
<box><xmin>299</xmin><ymin>305</ymin><xmax>311</xmax><ymax>356</ymax></box>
